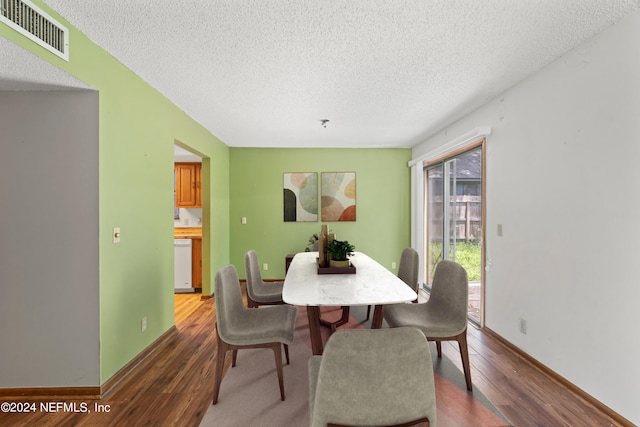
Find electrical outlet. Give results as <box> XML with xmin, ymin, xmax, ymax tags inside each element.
<box><xmin>497</xmin><ymin>224</ymin><xmax>503</xmax><ymax>236</ymax></box>
<box><xmin>141</xmin><ymin>317</ymin><xmax>147</xmax><ymax>332</ymax></box>
<box><xmin>391</xmin><ymin>262</ymin><xmax>397</xmax><ymax>269</ymax></box>
<box><xmin>241</xmin><ymin>217</ymin><xmax>247</xmax><ymax>224</ymax></box>
<box><xmin>263</xmin><ymin>263</ymin><xmax>268</xmax><ymax>271</ymax></box>
<box><xmin>519</xmin><ymin>318</ymin><xmax>527</xmax><ymax>335</ymax></box>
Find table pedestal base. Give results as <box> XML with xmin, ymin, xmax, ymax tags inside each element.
<box><xmin>307</xmin><ymin>305</ymin><xmax>385</xmax><ymax>355</ymax></box>
<box><xmin>307</xmin><ymin>306</ymin><xmax>324</xmax><ymax>355</ymax></box>
<box><xmin>319</xmin><ymin>306</ymin><xmax>350</xmax><ymax>332</ymax></box>
<box><xmin>371</xmin><ymin>305</ymin><xmax>384</xmax><ymax>329</ymax></box>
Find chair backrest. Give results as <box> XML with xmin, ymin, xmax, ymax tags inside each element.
<box><xmin>398</xmin><ymin>247</ymin><xmax>419</xmax><ymax>293</ymax></box>
<box><xmin>244</xmin><ymin>250</ymin><xmax>263</xmax><ymax>298</ymax></box>
<box><xmin>310</xmin><ymin>328</ymin><xmax>436</xmax><ymax>427</ymax></box>
<box><xmin>428</xmin><ymin>260</ymin><xmax>469</xmax><ymax>326</ymax></box>
<box><xmin>214</xmin><ymin>264</ymin><xmax>248</xmax><ymax>341</ymax></box>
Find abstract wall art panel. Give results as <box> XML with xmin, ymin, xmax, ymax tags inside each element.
<box><xmin>283</xmin><ymin>172</ymin><xmax>318</xmax><ymax>222</ymax></box>
<box><xmin>321</xmin><ymin>172</ymin><xmax>356</xmax><ymax>221</ymax></box>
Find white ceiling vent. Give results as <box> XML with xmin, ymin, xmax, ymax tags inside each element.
<box><xmin>1</xmin><ymin>0</ymin><xmax>69</xmax><ymax>61</ymax></box>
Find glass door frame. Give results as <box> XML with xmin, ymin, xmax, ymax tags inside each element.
<box><xmin>443</xmin><ymin>157</ymin><xmax>457</xmax><ymax>263</ymax></box>
<box><xmin>422</xmin><ymin>139</ymin><xmax>486</xmax><ymax>326</ymax></box>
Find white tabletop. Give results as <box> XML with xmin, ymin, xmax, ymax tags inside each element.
<box><xmin>283</xmin><ymin>251</ymin><xmax>417</xmax><ymax>306</ymax></box>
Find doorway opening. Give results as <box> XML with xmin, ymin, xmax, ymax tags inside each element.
<box><xmin>423</xmin><ymin>142</ymin><xmax>485</xmax><ymax>325</ymax></box>
<box><xmin>173</xmin><ymin>143</ymin><xmax>208</xmax><ymax>317</ymax></box>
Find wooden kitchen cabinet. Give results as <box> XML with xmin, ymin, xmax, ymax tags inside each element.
<box><xmin>194</xmin><ymin>163</ymin><xmax>202</xmax><ymax>207</ymax></box>
<box><xmin>192</xmin><ymin>238</ymin><xmax>202</xmax><ymax>289</ymax></box>
<box><xmin>175</xmin><ymin>163</ymin><xmax>202</xmax><ymax>208</ymax></box>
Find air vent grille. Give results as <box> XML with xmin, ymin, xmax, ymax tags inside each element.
<box><xmin>1</xmin><ymin>0</ymin><xmax>69</xmax><ymax>61</ymax></box>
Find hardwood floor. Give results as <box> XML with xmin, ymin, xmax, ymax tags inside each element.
<box><xmin>440</xmin><ymin>326</ymin><xmax>625</xmax><ymax>426</ymax></box>
<box><xmin>0</xmin><ymin>290</ymin><xmax>630</xmax><ymax>426</ymax></box>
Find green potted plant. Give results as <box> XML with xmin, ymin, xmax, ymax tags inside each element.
<box><xmin>326</xmin><ymin>239</ymin><xmax>355</xmax><ymax>268</ymax></box>
<box><xmin>305</xmin><ymin>233</ymin><xmax>319</xmax><ymax>252</ymax></box>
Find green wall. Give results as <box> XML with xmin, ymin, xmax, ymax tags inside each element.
<box><xmin>2</xmin><ymin>1</ymin><xmax>230</xmax><ymax>384</ymax></box>
<box><xmin>230</xmin><ymin>148</ymin><xmax>412</xmax><ymax>279</ymax></box>
<box><xmin>2</xmin><ymin>0</ymin><xmax>408</xmax><ymax>388</ymax></box>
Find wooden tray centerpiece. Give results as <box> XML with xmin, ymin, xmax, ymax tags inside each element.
<box><xmin>317</xmin><ymin>258</ymin><xmax>356</xmax><ymax>275</ymax></box>
<box><xmin>317</xmin><ymin>226</ymin><xmax>356</xmax><ymax>275</ymax></box>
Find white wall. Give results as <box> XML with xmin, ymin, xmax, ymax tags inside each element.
<box><xmin>0</xmin><ymin>90</ymin><xmax>100</xmax><ymax>387</ymax></box>
<box><xmin>412</xmin><ymin>11</ymin><xmax>640</xmax><ymax>424</ymax></box>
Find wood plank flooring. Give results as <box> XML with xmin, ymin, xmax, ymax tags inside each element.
<box><xmin>440</xmin><ymin>326</ymin><xmax>625</xmax><ymax>426</ymax></box>
<box><xmin>0</xmin><ymin>289</ymin><xmax>630</xmax><ymax>426</ymax></box>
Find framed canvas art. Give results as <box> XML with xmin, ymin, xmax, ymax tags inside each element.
<box><xmin>283</xmin><ymin>172</ymin><xmax>318</xmax><ymax>222</ymax></box>
<box><xmin>321</xmin><ymin>172</ymin><xmax>356</xmax><ymax>221</ymax></box>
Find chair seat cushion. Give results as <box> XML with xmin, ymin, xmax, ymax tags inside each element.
<box><xmin>250</xmin><ymin>281</ymin><xmax>284</xmax><ymax>303</ymax></box>
<box><xmin>219</xmin><ymin>303</ymin><xmax>297</xmax><ymax>346</ymax></box>
<box><xmin>384</xmin><ymin>302</ymin><xmax>467</xmax><ymax>338</ymax></box>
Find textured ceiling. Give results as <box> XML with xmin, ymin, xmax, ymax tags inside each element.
<box><xmin>6</xmin><ymin>1</ymin><xmax>640</xmax><ymax>148</ymax></box>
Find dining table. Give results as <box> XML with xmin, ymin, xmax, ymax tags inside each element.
<box><xmin>282</xmin><ymin>251</ymin><xmax>417</xmax><ymax>355</ymax></box>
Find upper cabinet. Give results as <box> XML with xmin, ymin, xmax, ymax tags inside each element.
<box><xmin>175</xmin><ymin>162</ymin><xmax>202</xmax><ymax>208</ymax></box>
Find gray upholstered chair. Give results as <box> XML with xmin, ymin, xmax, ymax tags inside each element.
<box><xmin>398</xmin><ymin>247</ymin><xmax>420</xmax><ymax>294</ymax></box>
<box><xmin>366</xmin><ymin>247</ymin><xmax>420</xmax><ymax>321</ymax></box>
<box><xmin>245</xmin><ymin>250</ymin><xmax>285</xmax><ymax>308</ymax></box>
<box><xmin>308</xmin><ymin>328</ymin><xmax>437</xmax><ymax>427</ymax></box>
<box><xmin>212</xmin><ymin>264</ymin><xmax>297</xmax><ymax>404</ymax></box>
<box><xmin>384</xmin><ymin>259</ymin><xmax>472</xmax><ymax>391</ymax></box>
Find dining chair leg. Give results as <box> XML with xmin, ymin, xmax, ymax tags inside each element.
<box><xmin>284</xmin><ymin>344</ymin><xmax>290</xmax><ymax>365</ymax></box>
<box><xmin>271</xmin><ymin>343</ymin><xmax>286</xmax><ymax>401</ymax></box>
<box><xmin>456</xmin><ymin>329</ymin><xmax>473</xmax><ymax>391</ymax></box>
<box><xmin>212</xmin><ymin>338</ymin><xmax>229</xmax><ymax>405</ymax></box>
<box><xmin>365</xmin><ymin>305</ymin><xmax>371</xmax><ymax>321</ymax></box>
<box><xmin>436</xmin><ymin>341</ymin><xmax>442</xmax><ymax>358</ymax></box>
<box><xmin>232</xmin><ymin>349</ymin><xmax>238</xmax><ymax>367</ymax></box>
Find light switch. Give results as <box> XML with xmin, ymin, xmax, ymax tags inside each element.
<box><xmin>113</xmin><ymin>227</ymin><xmax>121</xmax><ymax>243</ymax></box>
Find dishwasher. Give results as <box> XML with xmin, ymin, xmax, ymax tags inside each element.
<box><xmin>174</xmin><ymin>238</ymin><xmax>194</xmax><ymax>293</ymax></box>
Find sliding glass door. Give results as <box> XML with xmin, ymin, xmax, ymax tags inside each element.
<box><xmin>424</xmin><ymin>145</ymin><xmax>484</xmax><ymax>325</ymax></box>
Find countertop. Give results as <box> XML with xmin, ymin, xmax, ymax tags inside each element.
<box><xmin>174</xmin><ymin>228</ymin><xmax>202</xmax><ymax>239</ymax></box>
